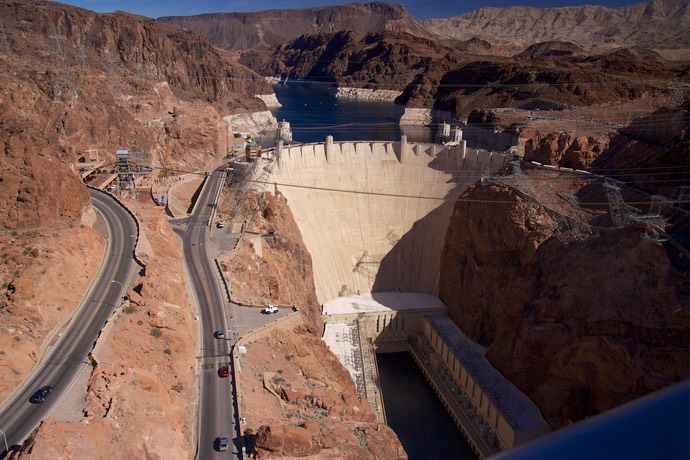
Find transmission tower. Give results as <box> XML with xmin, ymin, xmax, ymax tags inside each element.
<box><xmin>559</xmin><ymin>192</ymin><xmax>591</xmax><ymax>238</ymax></box>
<box><xmin>77</xmin><ymin>44</ymin><xmax>88</xmax><ymax>71</ymax></box>
<box><xmin>115</xmin><ymin>150</ymin><xmax>151</xmax><ymax>200</ymax></box>
<box><xmin>106</xmin><ymin>50</ymin><xmax>121</xmax><ymax>97</ymax></box>
<box><xmin>603</xmin><ymin>179</ymin><xmax>640</xmax><ymax>227</ymax></box>
<box><xmin>509</xmin><ymin>160</ymin><xmax>535</xmax><ymax>197</ymax></box>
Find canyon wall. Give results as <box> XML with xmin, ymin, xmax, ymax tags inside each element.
<box><xmin>439</xmin><ymin>168</ymin><xmax>690</xmax><ymax>428</ymax></box>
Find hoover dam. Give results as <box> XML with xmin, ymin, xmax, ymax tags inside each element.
<box><xmin>270</xmin><ymin>135</ymin><xmax>508</xmax><ymax>304</ymax></box>
<box><xmin>244</xmin><ymin>135</ymin><xmax>551</xmax><ymax>457</ymax></box>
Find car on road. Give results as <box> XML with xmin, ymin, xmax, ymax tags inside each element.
<box><xmin>215</xmin><ymin>435</ymin><xmax>229</xmax><ymax>452</ymax></box>
<box><xmin>219</xmin><ymin>366</ymin><xmax>229</xmax><ymax>378</ymax></box>
<box><xmin>214</xmin><ymin>329</ymin><xmax>225</xmax><ymax>339</ymax></box>
<box><xmin>29</xmin><ymin>385</ymin><xmax>53</xmax><ymax>404</ymax></box>
<box><xmin>261</xmin><ymin>304</ymin><xmax>278</xmax><ymax>314</ymax></box>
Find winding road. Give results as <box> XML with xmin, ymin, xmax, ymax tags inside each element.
<box><xmin>0</xmin><ymin>188</ymin><xmax>138</xmax><ymax>453</ymax></box>
<box><xmin>173</xmin><ymin>166</ymin><xmax>241</xmax><ymax>458</ymax></box>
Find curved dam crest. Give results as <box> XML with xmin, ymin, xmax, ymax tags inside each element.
<box><xmin>269</xmin><ymin>138</ymin><xmax>510</xmax><ymax>304</ymax></box>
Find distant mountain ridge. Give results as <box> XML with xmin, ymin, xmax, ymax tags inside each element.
<box><xmin>423</xmin><ymin>0</ymin><xmax>690</xmax><ymax>54</ymax></box>
<box><xmin>159</xmin><ymin>2</ymin><xmax>434</xmax><ymax>51</ymax></box>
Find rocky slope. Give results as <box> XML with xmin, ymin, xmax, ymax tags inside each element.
<box><xmin>159</xmin><ymin>2</ymin><xmax>434</xmax><ymax>52</ymax></box>
<box><xmin>218</xmin><ymin>189</ymin><xmax>324</xmax><ymax>332</ymax></box>
<box><xmin>13</xmin><ymin>197</ymin><xmax>198</xmax><ymax>459</ymax></box>
<box><xmin>239</xmin><ymin>30</ymin><xmax>458</xmax><ymax>91</ymax></box>
<box><xmin>591</xmin><ymin>99</ymin><xmax>690</xmax><ymax>196</ymax></box>
<box><xmin>0</xmin><ymin>0</ymin><xmax>272</xmax><ymax>230</ymax></box>
<box><xmin>439</xmin><ymin>114</ymin><xmax>690</xmax><ymax>428</ymax></box>
<box><xmin>0</xmin><ymin>0</ymin><xmax>275</xmax><ymax>457</ymax></box>
<box><xmin>399</xmin><ymin>43</ymin><xmax>688</xmax><ymax>116</ymax></box>
<box><xmin>239</xmin><ymin>326</ymin><xmax>405</xmax><ymax>460</ymax></box>
<box><xmin>423</xmin><ymin>0</ymin><xmax>690</xmax><ymax>55</ymax></box>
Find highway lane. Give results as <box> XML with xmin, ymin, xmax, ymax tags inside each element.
<box><xmin>176</xmin><ymin>167</ymin><xmax>239</xmax><ymax>458</ymax></box>
<box><xmin>0</xmin><ymin>189</ymin><xmax>137</xmax><ymax>453</ymax></box>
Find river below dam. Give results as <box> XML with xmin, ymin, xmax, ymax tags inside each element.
<box><xmin>378</xmin><ymin>353</ymin><xmax>477</xmax><ymax>460</ymax></box>
<box><xmin>271</xmin><ymin>83</ymin><xmax>433</xmax><ymax>144</ymax></box>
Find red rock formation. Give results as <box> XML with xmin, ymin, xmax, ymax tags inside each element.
<box><xmin>524</xmin><ymin>132</ymin><xmax>611</xmax><ymax>169</ymax></box>
<box><xmin>439</xmin><ymin>171</ymin><xmax>690</xmax><ymax>427</ymax></box>
<box><xmin>240</xmin><ymin>328</ymin><xmax>407</xmax><ymax>459</ymax></box>
<box><xmin>218</xmin><ymin>190</ymin><xmax>323</xmax><ymax>332</ymax></box>
<box><xmin>0</xmin><ymin>0</ymin><xmax>271</xmax><ymax>229</ymax></box>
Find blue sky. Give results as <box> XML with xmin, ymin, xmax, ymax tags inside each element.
<box><xmin>52</xmin><ymin>0</ymin><xmax>647</xmax><ymax>20</ymax></box>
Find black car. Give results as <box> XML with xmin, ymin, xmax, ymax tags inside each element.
<box><xmin>214</xmin><ymin>435</ymin><xmax>229</xmax><ymax>452</ymax></box>
<box><xmin>29</xmin><ymin>385</ymin><xmax>53</xmax><ymax>404</ymax></box>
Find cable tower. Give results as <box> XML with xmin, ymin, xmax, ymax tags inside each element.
<box><xmin>603</xmin><ymin>179</ymin><xmax>640</xmax><ymax>227</ymax></box>
<box><xmin>115</xmin><ymin>150</ymin><xmax>151</xmax><ymax>200</ymax></box>
<box><xmin>78</xmin><ymin>43</ymin><xmax>88</xmax><ymax>71</ymax></box>
<box><xmin>49</xmin><ymin>24</ymin><xmax>73</xmax><ymax>103</ymax></box>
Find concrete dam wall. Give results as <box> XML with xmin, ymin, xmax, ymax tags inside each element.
<box><xmin>270</xmin><ymin>138</ymin><xmax>510</xmax><ymax>305</ymax></box>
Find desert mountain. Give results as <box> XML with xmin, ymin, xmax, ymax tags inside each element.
<box><xmin>423</xmin><ymin>0</ymin><xmax>690</xmax><ymax>56</ymax></box>
<box><xmin>159</xmin><ymin>1</ymin><xmax>435</xmax><ymax>52</ymax></box>
<box><xmin>240</xmin><ymin>23</ymin><xmax>687</xmax><ymax>118</ymax></box>
<box><xmin>0</xmin><ymin>0</ymin><xmax>271</xmax><ymax>230</ymax></box>
<box><xmin>239</xmin><ymin>30</ymin><xmax>461</xmax><ymax>91</ymax></box>
<box><xmin>401</xmin><ymin>46</ymin><xmax>687</xmax><ymax>116</ymax></box>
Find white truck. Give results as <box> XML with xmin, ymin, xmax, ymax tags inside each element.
<box><xmin>261</xmin><ymin>304</ymin><xmax>278</xmax><ymax>314</ymax></box>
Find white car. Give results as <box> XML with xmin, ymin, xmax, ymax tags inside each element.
<box><xmin>261</xmin><ymin>305</ymin><xmax>278</xmax><ymax>314</ymax></box>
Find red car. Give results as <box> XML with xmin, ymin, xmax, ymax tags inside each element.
<box><xmin>219</xmin><ymin>366</ymin><xmax>229</xmax><ymax>378</ymax></box>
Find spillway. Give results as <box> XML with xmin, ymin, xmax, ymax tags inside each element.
<box><xmin>269</xmin><ymin>136</ymin><xmax>509</xmax><ymax>305</ymax></box>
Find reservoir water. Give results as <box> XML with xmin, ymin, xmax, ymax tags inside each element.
<box><xmin>378</xmin><ymin>353</ymin><xmax>477</xmax><ymax>460</ymax></box>
<box><xmin>271</xmin><ymin>83</ymin><xmax>433</xmax><ymax>144</ymax></box>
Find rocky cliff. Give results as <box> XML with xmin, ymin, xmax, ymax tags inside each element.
<box><xmin>423</xmin><ymin>0</ymin><xmax>690</xmax><ymax>56</ymax></box>
<box><xmin>439</xmin><ymin>125</ymin><xmax>690</xmax><ymax>428</ymax></box>
<box><xmin>159</xmin><ymin>1</ymin><xmax>434</xmax><ymax>52</ymax></box>
<box><xmin>591</xmin><ymin>100</ymin><xmax>690</xmax><ymax>197</ymax></box>
<box><xmin>218</xmin><ymin>190</ymin><xmax>323</xmax><ymax>332</ymax></box>
<box><xmin>398</xmin><ymin>45</ymin><xmax>685</xmax><ymax>116</ymax></box>
<box><xmin>0</xmin><ymin>1</ymin><xmax>276</xmax><ymax>457</ymax></box>
<box><xmin>239</xmin><ymin>30</ymin><xmax>455</xmax><ymax>91</ymax></box>
<box><xmin>0</xmin><ymin>0</ymin><xmax>271</xmax><ymax>230</ymax></box>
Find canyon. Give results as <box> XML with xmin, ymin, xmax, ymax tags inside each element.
<box><xmin>0</xmin><ymin>0</ymin><xmax>689</xmax><ymax>458</ymax></box>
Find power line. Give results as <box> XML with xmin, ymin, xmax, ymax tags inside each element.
<box><xmin>242</xmin><ymin>177</ymin><xmax>689</xmax><ymax>207</ymax></box>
